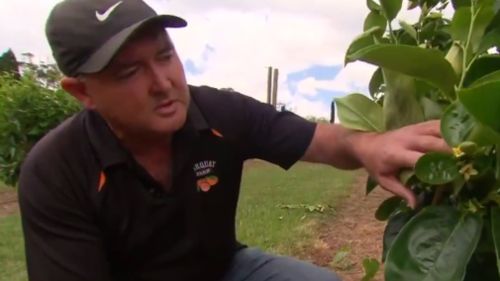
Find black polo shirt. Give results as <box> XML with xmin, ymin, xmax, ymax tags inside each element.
<box><xmin>18</xmin><ymin>85</ymin><xmax>316</xmax><ymax>281</ymax></box>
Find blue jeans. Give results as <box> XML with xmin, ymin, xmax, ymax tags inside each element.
<box><xmin>221</xmin><ymin>248</ymin><xmax>342</xmax><ymax>281</ymax></box>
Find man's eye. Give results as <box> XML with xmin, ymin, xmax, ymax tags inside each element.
<box><xmin>116</xmin><ymin>66</ymin><xmax>138</xmax><ymax>79</ymax></box>
<box><xmin>158</xmin><ymin>51</ymin><xmax>173</xmax><ymax>61</ymax></box>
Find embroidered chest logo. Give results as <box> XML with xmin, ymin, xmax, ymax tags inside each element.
<box><xmin>193</xmin><ymin>160</ymin><xmax>218</xmax><ymax>192</ymax></box>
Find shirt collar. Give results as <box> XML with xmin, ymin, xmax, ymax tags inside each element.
<box><xmin>85</xmin><ymin>86</ymin><xmax>209</xmax><ymax>169</ymax></box>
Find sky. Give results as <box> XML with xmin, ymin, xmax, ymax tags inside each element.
<box><xmin>0</xmin><ymin>0</ymin><xmax>427</xmax><ymax>119</ymax></box>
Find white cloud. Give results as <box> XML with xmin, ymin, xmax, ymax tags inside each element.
<box><xmin>274</xmin><ymin>82</ymin><xmax>331</xmax><ymax>119</ymax></box>
<box><xmin>0</xmin><ymin>0</ymin><xmax>453</xmax><ymax>118</ymax></box>
<box><xmin>0</xmin><ymin>0</ymin><xmax>61</xmax><ymax>63</ymax></box>
<box><xmin>296</xmin><ymin>77</ymin><xmax>320</xmax><ymax>97</ymax></box>
<box><xmin>323</xmin><ymin>62</ymin><xmax>377</xmax><ymax>94</ymax></box>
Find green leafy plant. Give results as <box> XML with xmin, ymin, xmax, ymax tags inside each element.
<box><xmin>336</xmin><ymin>0</ymin><xmax>500</xmax><ymax>280</ymax></box>
<box><xmin>361</xmin><ymin>258</ymin><xmax>381</xmax><ymax>281</ymax></box>
<box><xmin>0</xmin><ymin>73</ymin><xmax>81</xmax><ymax>186</ymax></box>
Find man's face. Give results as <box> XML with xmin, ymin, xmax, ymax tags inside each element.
<box><xmin>82</xmin><ymin>26</ymin><xmax>190</xmax><ymax>138</ymax></box>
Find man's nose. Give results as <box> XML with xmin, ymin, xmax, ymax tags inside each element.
<box><xmin>149</xmin><ymin>64</ymin><xmax>172</xmax><ymax>94</ymax></box>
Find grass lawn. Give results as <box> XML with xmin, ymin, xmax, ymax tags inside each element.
<box><xmin>0</xmin><ymin>214</ymin><xmax>26</xmax><ymax>281</ymax></box>
<box><xmin>237</xmin><ymin>161</ymin><xmax>357</xmax><ymax>256</ymax></box>
<box><xmin>0</xmin><ymin>161</ymin><xmax>357</xmax><ymax>280</ymax></box>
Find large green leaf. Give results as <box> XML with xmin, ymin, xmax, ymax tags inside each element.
<box><xmin>364</xmin><ymin>11</ymin><xmax>387</xmax><ymax>37</ymax></box>
<box><xmin>491</xmin><ymin>207</ymin><xmax>500</xmax><ymax>277</ymax></box>
<box><xmin>451</xmin><ymin>2</ymin><xmax>495</xmax><ymax>53</ymax></box>
<box><xmin>474</xmin><ymin>6</ymin><xmax>496</xmax><ymax>52</ymax></box>
<box><xmin>348</xmin><ymin>44</ymin><xmax>458</xmax><ymax>98</ymax></box>
<box><xmin>383</xmin><ymin>210</ymin><xmax>414</xmax><ymax>262</ymax></box>
<box><xmin>420</xmin><ymin>96</ymin><xmax>444</xmax><ymax>120</ymax></box>
<box><xmin>459</xmin><ymin>80</ymin><xmax>500</xmax><ymax>134</ymax></box>
<box><xmin>441</xmin><ymin>101</ymin><xmax>500</xmax><ymax>146</ymax></box>
<box><xmin>463</xmin><ymin>252</ymin><xmax>500</xmax><ymax>281</ymax></box>
<box><xmin>369</xmin><ymin>68</ymin><xmax>384</xmax><ymax>98</ymax></box>
<box><xmin>345</xmin><ymin>27</ymin><xmax>382</xmax><ymax>65</ymax></box>
<box><xmin>441</xmin><ymin>102</ymin><xmax>474</xmax><ymax>147</ymax></box>
<box><xmin>399</xmin><ymin>21</ymin><xmax>418</xmax><ymax>41</ymax></box>
<box><xmin>385</xmin><ymin>206</ymin><xmax>483</xmax><ymax>281</ymax></box>
<box><xmin>380</xmin><ymin>0</ymin><xmax>403</xmax><ymax>21</ymax></box>
<box><xmin>445</xmin><ymin>42</ymin><xmax>464</xmax><ymax>77</ymax></box>
<box><xmin>470</xmin><ymin>70</ymin><xmax>500</xmax><ymax>87</ymax></box>
<box><xmin>463</xmin><ymin>55</ymin><xmax>500</xmax><ymax>87</ymax></box>
<box><xmin>452</xmin><ymin>0</ymin><xmax>471</xmax><ymax>9</ymax></box>
<box><xmin>375</xmin><ymin>196</ymin><xmax>403</xmax><ymax>221</ymax></box>
<box><xmin>415</xmin><ymin>152</ymin><xmax>460</xmax><ymax>184</ymax></box>
<box><xmin>485</xmin><ymin>9</ymin><xmax>500</xmax><ymax>34</ymax></box>
<box><xmin>382</xmin><ymin>69</ymin><xmax>425</xmax><ymax>130</ymax></box>
<box><xmin>478</xmin><ymin>28</ymin><xmax>500</xmax><ymax>54</ymax></box>
<box><xmin>367</xmin><ymin>0</ymin><xmax>382</xmax><ymax>12</ymax></box>
<box><xmin>335</xmin><ymin>93</ymin><xmax>385</xmax><ymax>132</ymax></box>
<box><xmin>451</xmin><ymin>8</ymin><xmax>472</xmax><ymax>45</ymax></box>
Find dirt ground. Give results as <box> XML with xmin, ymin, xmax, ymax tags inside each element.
<box><xmin>0</xmin><ymin>190</ymin><xmax>18</xmax><ymax>218</ymax></box>
<box><xmin>300</xmin><ymin>174</ymin><xmax>390</xmax><ymax>281</ymax></box>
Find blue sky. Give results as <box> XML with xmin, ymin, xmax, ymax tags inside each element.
<box><xmin>287</xmin><ymin>65</ymin><xmax>343</xmax><ymax>102</ymax></box>
<box><xmin>0</xmin><ymin>0</ymin><xmax>428</xmax><ymax>118</ymax></box>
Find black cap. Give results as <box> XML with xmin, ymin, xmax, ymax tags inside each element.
<box><xmin>46</xmin><ymin>0</ymin><xmax>187</xmax><ymax>77</ymax></box>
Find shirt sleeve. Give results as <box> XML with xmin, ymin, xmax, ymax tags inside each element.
<box><xmin>18</xmin><ymin>151</ymin><xmax>111</xmax><ymax>281</ymax></box>
<box><xmin>194</xmin><ymin>86</ymin><xmax>317</xmax><ymax>169</ymax></box>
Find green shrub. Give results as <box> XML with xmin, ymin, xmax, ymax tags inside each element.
<box><xmin>337</xmin><ymin>0</ymin><xmax>500</xmax><ymax>280</ymax></box>
<box><xmin>0</xmin><ymin>73</ymin><xmax>81</xmax><ymax>186</ymax></box>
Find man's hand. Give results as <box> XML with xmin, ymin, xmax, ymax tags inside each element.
<box><xmin>348</xmin><ymin>120</ymin><xmax>451</xmax><ymax>208</ymax></box>
<box><xmin>302</xmin><ymin>120</ymin><xmax>451</xmax><ymax>209</ymax></box>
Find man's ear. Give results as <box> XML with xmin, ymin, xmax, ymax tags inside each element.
<box><xmin>60</xmin><ymin>77</ymin><xmax>95</xmax><ymax>109</ymax></box>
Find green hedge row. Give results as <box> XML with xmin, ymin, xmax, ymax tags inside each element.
<box><xmin>0</xmin><ymin>73</ymin><xmax>81</xmax><ymax>186</ymax></box>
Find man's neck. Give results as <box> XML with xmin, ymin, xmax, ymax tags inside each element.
<box><xmin>107</xmin><ymin>123</ymin><xmax>172</xmax><ymax>155</ymax></box>
<box><xmin>109</xmin><ymin>124</ymin><xmax>174</xmax><ymax>190</ymax></box>
<box><xmin>121</xmin><ymin>134</ymin><xmax>173</xmax><ymax>159</ymax></box>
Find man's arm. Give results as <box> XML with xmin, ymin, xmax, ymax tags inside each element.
<box><xmin>18</xmin><ymin>157</ymin><xmax>111</xmax><ymax>281</ymax></box>
<box><xmin>301</xmin><ymin>120</ymin><xmax>450</xmax><ymax>208</ymax></box>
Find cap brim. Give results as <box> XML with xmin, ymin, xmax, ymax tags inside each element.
<box><xmin>76</xmin><ymin>15</ymin><xmax>186</xmax><ymax>74</ymax></box>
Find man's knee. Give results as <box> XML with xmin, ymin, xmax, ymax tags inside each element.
<box><xmin>223</xmin><ymin>248</ymin><xmax>341</xmax><ymax>281</ymax></box>
<box><xmin>267</xmin><ymin>255</ymin><xmax>341</xmax><ymax>281</ymax></box>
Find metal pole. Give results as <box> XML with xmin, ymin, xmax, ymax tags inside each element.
<box><xmin>272</xmin><ymin>68</ymin><xmax>279</xmax><ymax>107</ymax></box>
<box><xmin>267</xmin><ymin>67</ymin><xmax>272</xmax><ymax>104</ymax></box>
<box><xmin>330</xmin><ymin>100</ymin><xmax>336</xmax><ymax>123</ymax></box>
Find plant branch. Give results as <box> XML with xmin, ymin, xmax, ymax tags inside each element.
<box><xmin>388</xmin><ymin>21</ymin><xmax>398</xmax><ymax>44</ymax></box>
<box><xmin>432</xmin><ymin>186</ymin><xmax>447</xmax><ymax>205</ymax></box>
<box><xmin>458</xmin><ymin>4</ymin><xmax>479</xmax><ymax>89</ymax></box>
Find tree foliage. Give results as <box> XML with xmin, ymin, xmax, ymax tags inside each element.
<box><xmin>337</xmin><ymin>0</ymin><xmax>500</xmax><ymax>280</ymax></box>
<box><xmin>0</xmin><ymin>49</ymin><xmax>20</xmax><ymax>79</ymax></box>
<box><xmin>0</xmin><ymin>71</ymin><xmax>81</xmax><ymax>186</ymax></box>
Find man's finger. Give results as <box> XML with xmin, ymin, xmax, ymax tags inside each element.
<box><xmin>410</xmin><ymin>136</ymin><xmax>451</xmax><ymax>154</ymax></box>
<box><xmin>378</xmin><ymin>175</ymin><xmax>417</xmax><ymax>209</ymax></box>
<box><xmin>393</xmin><ymin>151</ymin><xmax>424</xmax><ymax>169</ymax></box>
<box><xmin>414</xmin><ymin>120</ymin><xmax>442</xmax><ymax>137</ymax></box>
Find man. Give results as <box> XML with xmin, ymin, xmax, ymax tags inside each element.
<box><xmin>18</xmin><ymin>0</ymin><xmax>449</xmax><ymax>280</ymax></box>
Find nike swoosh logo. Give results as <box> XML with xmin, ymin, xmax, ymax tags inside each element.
<box><xmin>95</xmin><ymin>1</ymin><xmax>123</xmax><ymax>22</ymax></box>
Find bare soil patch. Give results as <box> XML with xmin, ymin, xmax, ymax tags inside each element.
<box><xmin>0</xmin><ymin>190</ymin><xmax>19</xmax><ymax>218</ymax></box>
<box><xmin>301</xmin><ymin>174</ymin><xmax>391</xmax><ymax>281</ymax></box>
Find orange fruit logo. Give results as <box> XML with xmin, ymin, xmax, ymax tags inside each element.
<box><xmin>197</xmin><ymin>175</ymin><xmax>219</xmax><ymax>192</ymax></box>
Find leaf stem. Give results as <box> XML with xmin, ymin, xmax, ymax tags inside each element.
<box><xmin>458</xmin><ymin>3</ymin><xmax>479</xmax><ymax>90</ymax></box>
<box><xmin>432</xmin><ymin>186</ymin><xmax>447</xmax><ymax>205</ymax></box>
<box><xmin>388</xmin><ymin>21</ymin><xmax>398</xmax><ymax>44</ymax></box>
<box><xmin>496</xmin><ymin>144</ymin><xmax>500</xmax><ymax>181</ymax></box>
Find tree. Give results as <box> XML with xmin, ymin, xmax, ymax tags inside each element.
<box><xmin>337</xmin><ymin>0</ymin><xmax>500</xmax><ymax>280</ymax></box>
<box><xmin>35</xmin><ymin>63</ymin><xmax>63</xmax><ymax>89</ymax></box>
<box><xmin>0</xmin><ymin>49</ymin><xmax>20</xmax><ymax>79</ymax></box>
